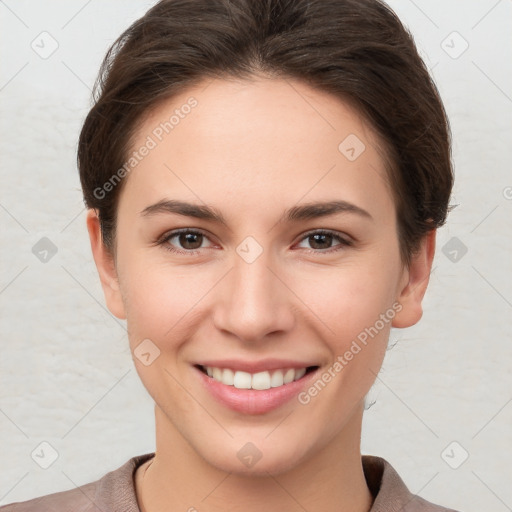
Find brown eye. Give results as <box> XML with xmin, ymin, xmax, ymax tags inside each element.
<box><xmin>158</xmin><ymin>229</ymin><xmax>213</xmax><ymax>255</ymax></box>
<box><xmin>177</xmin><ymin>232</ymin><xmax>203</xmax><ymax>250</ymax></box>
<box><xmin>296</xmin><ymin>230</ymin><xmax>352</xmax><ymax>254</ymax></box>
<box><xmin>308</xmin><ymin>233</ymin><xmax>334</xmax><ymax>250</ymax></box>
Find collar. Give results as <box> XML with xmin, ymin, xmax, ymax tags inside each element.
<box><xmin>93</xmin><ymin>452</ymin><xmax>455</xmax><ymax>511</ymax></box>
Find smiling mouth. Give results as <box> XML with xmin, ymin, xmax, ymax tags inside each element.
<box><xmin>195</xmin><ymin>364</ymin><xmax>319</xmax><ymax>390</ymax></box>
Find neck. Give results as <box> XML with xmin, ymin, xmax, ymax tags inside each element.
<box><xmin>136</xmin><ymin>402</ymin><xmax>374</xmax><ymax>512</ymax></box>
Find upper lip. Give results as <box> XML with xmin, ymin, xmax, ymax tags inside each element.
<box><xmin>195</xmin><ymin>359</ymin><xmax>319</xmax><ymax>373</ymax></box>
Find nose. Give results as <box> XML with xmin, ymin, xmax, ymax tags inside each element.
<box><xmin>213</xmin><ymin>246</ymin><xmax>295</xmax><ymax>344</ymax></box>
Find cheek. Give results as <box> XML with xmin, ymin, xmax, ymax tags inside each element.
<box><xmin>294</xmin><ymin>259</ymin><xmax>398</xmax><ymax>344</ymax></box>
<box><xmin>119</xmin><ymin>254</ymin><xmax>214</xmax><ymax>346</ymax></box>
<box><xmin>295</xmin><ymin>265</ymin><xmax>395</xmax><ymax>424</ymax></box>
<box><xmin>294</xmin><ymin>259</ymin><xmax>397</xmax><ymax>405</ymax></box>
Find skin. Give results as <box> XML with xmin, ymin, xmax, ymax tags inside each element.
<box><xmin>86</xmin><ymin>76</ymin><xmax>435</xmax><ymax>512</ymax></box>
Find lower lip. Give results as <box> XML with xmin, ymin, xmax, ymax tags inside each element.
<box><xmin>195</xmin><ymin>366</ymin><xmax>318</xmax><ymax>415</ymax></box>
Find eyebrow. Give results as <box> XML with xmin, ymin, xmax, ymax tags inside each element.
<box><xmin>139</xmin><ymin>198</ymin><xmax>373</xmax><ymax>224</ymax></box>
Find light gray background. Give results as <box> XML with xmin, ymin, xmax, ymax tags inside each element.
<box><xmin>0</xmin><ymin>1</ymin><xmax>511</xmax><ymax>511</ymax></box>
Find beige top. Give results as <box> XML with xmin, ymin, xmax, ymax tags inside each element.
<box><xmin>0</xmin><ymin>452</ymin><xmax>461</xmax><ymax>511</ymax></box>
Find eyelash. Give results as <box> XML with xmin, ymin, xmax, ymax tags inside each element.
<box><xmin>155</xmin><ymin>228</ymin><xmax>353</xmax><ymax>256</ymax></box>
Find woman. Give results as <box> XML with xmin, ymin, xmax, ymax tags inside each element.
<box><xmin>1</xmin><ymin>0</ymin><xmax>461</xmax><ymax>510</ymax></box>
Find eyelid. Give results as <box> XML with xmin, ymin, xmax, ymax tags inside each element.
<box><xmin>156</xmin><ymin>227</ymin><xmax>216</xmax><ymax>249</ymax></box>
<box><xmin>297</xmin><ymin>228</ymin><xmax>353</xmax><ymax>244</ymax></box>
<box><xmin>156</xmin><ymin>227</ymin><xmax>353</xmax><ymax>255</ymax></box>
<box><xmin>293</xmin><ymin>229</ymin><xmax>354</xmax><ymax>253</ymax></box>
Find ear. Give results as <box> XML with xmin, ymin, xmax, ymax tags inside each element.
<box><xmin>86</xmin><ymin>209</ymin><xmax>127</xmax><ymax>320</ymax></box>
<box><xmin>392</xmin><ymin>229</ymin><xmax>436</xmax><ymax>328</ymax></box>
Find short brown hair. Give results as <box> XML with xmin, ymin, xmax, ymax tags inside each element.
<box><xmin>78</xmin><ymin>0</ymin><xmax>454</xmax><ymax>268</ymax></box>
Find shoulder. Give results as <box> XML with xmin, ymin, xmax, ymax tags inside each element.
<box><xmin>362</xmin><ymin>454</ymin><xmax>463</xmax><ymax>512</ymax></box>
<box><xmin>0</xmin><ymin>452</ymin><xmax>155</xmax><ymax>512</ymax></box>
<box><xmin>0</xmin><ymin>480</ymin><xmax>100</xmax><ymax>512</ymax></box>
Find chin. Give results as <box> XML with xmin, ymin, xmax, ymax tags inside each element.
<box><xmin>197</xmin><ymin>436</ymin><xmax>310</xmax><ymax>477</ymax></box>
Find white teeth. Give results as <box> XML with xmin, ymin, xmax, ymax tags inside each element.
<box><xmin>233</xmin><ymin>371</ymin><xmax>252</xmax><ymax>389</ymax></box>
<box><xmin>270</xmin><ymin>370</ymin><xmax>284</xmax><ymax>387</ymax></box>
<box><xmin>283</xmin><ymin>369</ymin><xmax>295</xmax><ymax>384</ymax></box>
<box><xmin>294</xmin><ymin>367</ymin><xmax>306</xmax><ymax>380</ymax></box>
<box><xmin>203</xmin><ymin>366</ymin><xmax>309</xmax><ymax>390</ymax></box>
<box><xmin>252</xmin><ymin>371</ymin><xmax>271</xmax><ymax>390</ymax></box>
<box><xmin>222</xmin><ymin>368</ymin><xmax>234</xmax><ymax>385</ymax></box>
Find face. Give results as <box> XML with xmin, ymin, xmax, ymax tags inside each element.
<box><xmin>88</xmin><ymin>76</ymin><xmax>433</xmax><ymax>476</ymax></box>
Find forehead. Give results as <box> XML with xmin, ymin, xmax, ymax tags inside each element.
<box><xmin>120</xmin><ymin>77</ymin><xmax>395</xmax><ymax>224</ymax></box>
